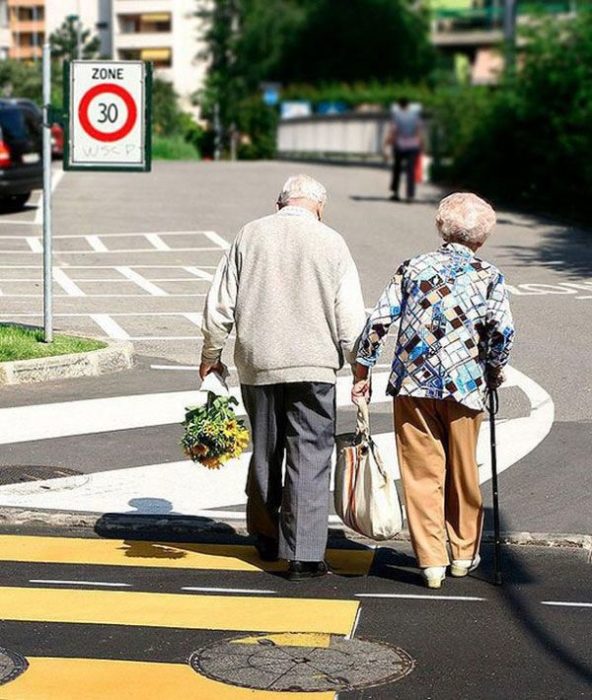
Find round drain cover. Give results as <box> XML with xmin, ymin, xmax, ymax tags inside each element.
<box><xmin>190</xmin><ymin>632</ymin><xmax>415</xmax><ymax>692</ymax></box>
<box><xmin>0</xmin><ymin>465</ymin><xmax>87</xmax><ymax>491</ymax></box>
<box><xmin>0</xmin><ymin>648</ymin><xmax>28</xmax><ymax>686</ymax></box>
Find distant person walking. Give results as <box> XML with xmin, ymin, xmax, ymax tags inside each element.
<box><xmin>387</xmin><ymin>98</ymin><xmax>423</xmax><ymax>203</ymax></box>
<box><xmin>200</xmin><ymin>174</ymin><xmax>366</xmax><ymax>581</ymax></box>
<box><xmin>352</xmin><ymin>193</ymin><xmax>515</xmax><ymax>589</ymax></box>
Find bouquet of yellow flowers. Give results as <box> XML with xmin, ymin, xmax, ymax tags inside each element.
<box><xmin>182</xmin><ymin>392</ymin><xmax>250</xmax><ymax>469</ymax></box>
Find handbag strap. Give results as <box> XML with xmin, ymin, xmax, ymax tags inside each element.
<box><xmin>355</xmin><ymin>401</ymin><xmax>371</xmax><ymax>440</ymax></box>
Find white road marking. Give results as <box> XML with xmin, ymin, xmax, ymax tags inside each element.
<box><xmin>184</xmin><ymin>266</ymin><xmax>214</xmax><ymax>281</ymax></box>
<box><xmin>29</xmin><ymin>579</ymin><xmax>131</xmax><ymax>588</ymax></box>
<box><xmin>0</xmin><ymin>265</ymin><xmax>218</xmax><ymax>269</ymax></box>
<box><xmin>86</xmin><ymin>235</ymin><xmax>108</xmax><ymax>252</ymax></box>
<box><xmin>0</xmin><ymin>293</ymin><xmax>206</xmax><ymax>299</ymax></box>
<box><xmin>183</xmin><ymin>313</ymin><xmax>203</xmax><ymax>327</ymax></box>
<box><xmin>7</xmin><ymin>312</ymin><xmax>206</xmax><ymax>318</ymax></box>
<box><xmin>34</xmin><ymin>169</ymin><xmax>64</xmax><ymax>225</ymax></box>
<box><xmin>541</xmin><ymin>601</ymin><xmax>592</xmax><ymax>609</ymax></box>
<box><xmin>26</xmin><ymin>237</ymin><xmax>42</xmax><ymax>252</ymax></box>
<box><xmin>114</xmin><ymin>267</ymin><xmax>168</xmax><ymax>296</ymax></box>
<box><xmin>89</xmin><ymin>314</ymin><xmax>130</xmax><ymax>340</ymax></box>
<box><xmin>181</xmin><ymin>587</ymin><xmax>277</xmax><ymax>595</ymax></box>
<box><xmin>356</xmin><ymin>594</ymin><xmax>486</xmax><ymax>602</ymax></box>
<box><xmin>151</xmin><ymin>365</ymin><xmax>199</xmax><ymax>371</ymax></box>
<box><xmin>145</xmin><ymin>234</ymin><xmax>170</xmax><ymax>251</ymax></box>
<box><xmin>0</xmin><ymin>247</ymin><xmax>222</xmax><ymax>255</ymax></box>
<box><xmin>346</xmin><ymin>606</ymin><xmax>362</xmax><ymax>640</ymax></box>
<box><xmin>52</xmin><ymin>268</ymin><xmax>85</xmax><ymax>297</ymax></box>
<box><xmin>203</xmin><ymin>230</ymin><xmax>230</xmax><ymax>249</ymax></box>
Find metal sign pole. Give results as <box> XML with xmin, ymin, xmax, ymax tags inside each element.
<box><xmin>42</xmin><ymin>42</ymin><xmax>53</xmax><ymax>343</ymax></box>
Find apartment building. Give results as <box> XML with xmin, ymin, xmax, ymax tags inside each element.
<box><xmin>0</xmin><ymin>1</ymin><xmax>10</xmax><ymax>59</ymax></box>
<box><xmin>429</xmin><ymin>0</ymin><xmax>579</xmax><ymax>83</ymax></box>
<box><xmin>111</xmin><ymin>0</ymin><xmax>207</xmax><ymax>114</ymax></box>
<box><xmin>7</xmin><ymin>0</ymin><xmax>45</xmax><ymax>61</ymax></box>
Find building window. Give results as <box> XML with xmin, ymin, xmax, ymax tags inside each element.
<box><xmin>120</xmin><ymin>48</ymin><xmax>173</xmax><ymax>68</ymax></box>
<box><xmin>119</xmin><ymin>13</ymin><xmax>172</xmax><ymax>34</ymax></box>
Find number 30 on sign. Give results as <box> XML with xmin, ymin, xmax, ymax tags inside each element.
<box><xmin>65</xmin><ymin>61</ymin><xmax>152</xmax><ymax>172</ymax></box>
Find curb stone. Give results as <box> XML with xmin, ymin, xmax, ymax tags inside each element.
<box><xmin>0</xmin><ymin>340</ymin><xmax>134</xmax><ymax>386</ymax></box>
<box><xmin>0</xmin><ymin>507</ymin><xmax>589</xmax><ymax>554</ymax></box>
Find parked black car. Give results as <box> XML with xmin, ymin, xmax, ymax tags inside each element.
<box><xmin>0</xmin><ymin>99</ymin><xmax>43</xmax><ymax>211</ymax></box>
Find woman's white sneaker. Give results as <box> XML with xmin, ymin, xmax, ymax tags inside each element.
<box><xmin>450</xmin><ymin>554</ymin><xmax>481</xmax><ymax>578</ymax></box>
<box><xmin>422</xmin><ymin>566</ymin><xmax>446</xmax><ymax>589</ymax></box>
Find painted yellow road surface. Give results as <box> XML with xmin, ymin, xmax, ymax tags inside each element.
<box><xmin>0</xmin><ymin>534</ymin><xmax>374</xmax><ymax>575</ymax></box>
<box><xmin>0</xmin><ymin>586</ymin><xmax>359</xmax><ymax>634</ymax></box>
<box><xmin>0</xmin><ymin>657</ymin><xmax>336</xmax><ymax>700</ymax></box>
<box><xmin>0</xmin><ymin>535</ymin><xmax>367</xmax><ymax>698</ymax></box>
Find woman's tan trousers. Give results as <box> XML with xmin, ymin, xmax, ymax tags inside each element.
<box><xmin>394</xmin><ymin>396</ymin><xmax>484</xmax><ymax>568</ymax></box>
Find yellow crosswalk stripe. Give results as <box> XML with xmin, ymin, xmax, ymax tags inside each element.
<box><xmin>0</xmin><ymin>534</ymin><xmax>374</xmax><ymax>575</ymax></box>
<box><xmin>0</xmin><ymin>586</ymin><xmax>359</xmax><ymax>634</ymax></box>
<box><xmin>0</xmin><ymin>657</ymin><xmax>335</xmax><ymax>700</ymax></box>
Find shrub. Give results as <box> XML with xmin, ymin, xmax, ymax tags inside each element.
<box><xmin>152</xmin><ymin>135</ymin><xmax>200</xmax><ymax>160</ymax></box>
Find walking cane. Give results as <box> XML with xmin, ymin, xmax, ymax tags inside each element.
<box><xmin>487</xmin><ymin>387</ymin><xmax>502</xmax><ymax>586</ymax></box>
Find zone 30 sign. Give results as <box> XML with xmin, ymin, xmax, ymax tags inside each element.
<box><xmin>65</xmin><ymin>60</ymin><xmax>152</xmax><ymax>172</ymax></box>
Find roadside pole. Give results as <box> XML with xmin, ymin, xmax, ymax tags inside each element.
<box><xmin>42</xmin><ymin>42</ymin><xmax>53</xmax><ymax>343</ymax></box>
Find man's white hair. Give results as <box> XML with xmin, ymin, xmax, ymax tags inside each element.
<box><xmin>436</xmin><ymin>192</ymin><xmax>496</xmax><ymax>246</ymax></box>
<box><xmin>278</xmin><ymin>174</ymin><xmax>327</xmax><ymax>207</ymax></box>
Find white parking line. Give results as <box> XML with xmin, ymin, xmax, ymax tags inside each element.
<box><xmin>29</xmin><ymin>579</ymin><xmax>131</xmax><ymax>588</ymax></box>
<box><xmin>203</xmin><ymin>230</ymin><xmax>230</xmax><ymax>249</ymax></box>
<box><xmin>181</xmin><ymin>587</ymin><xmax>277</xmax><ymax>595</ymax></box>
<box><xmin>184</xmin><ymin>266</ymin><xmax>214</xmax><ymax>281</ymax></box>
<box><xmin>356</xmin><ymin>593</ymin><xmax>486</xmax><ymax>602</ymax></box>
<box><xmin>183</xmin><ymin>313</ymin><xmax>203</xmax><ymax>327</ymax></box>
<box><xmin>86</xmin><ymin>235</ymin><xmax>108</xmax><ymax>252</ymax></box>
<box><xmin>0</xmin><ymin>247</ymin><xmax>222</xmax><ymax>255</ymax></box>
<box><xmin>89</xmin><ymin>314</ymin><xmax>130</xmax><ymax>340</ymax></box>
<box><xmin>26</xmin><ymin>237</ymin><xmax>42</xmax><ymax>252</ymax></box>
<box><xmin>114</xmin><ymin>266</ymin><xmax>168</xmax><ymax>296</ymax></box>
<box><xmin>541</xmin><ymin>601</ymin><xmax>592</xmax><ymax>609</ymax></box>
<box><xmin>0</xmin><ymin>265</ymin><xmax>218</xmax><ymax>269</ymax></box>
<box><xmin>145</xmin><ymin>234</ymin><xmax>170</xmax><ymax>251</ymax></box>
<box><xmin>52</xmin><ymin>268</ymin><xmax>85</xmax><ymax>297</ymax></box>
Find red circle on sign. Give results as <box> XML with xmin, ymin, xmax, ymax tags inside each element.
<box><xmin>78</xmin><ymin>83</ymin><xmax>138</xmax><ymax>143</ymax></box>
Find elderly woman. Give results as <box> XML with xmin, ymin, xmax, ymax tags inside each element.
<box><xmin>352</xmin><ymin>192</ymin><xmax>515</xmax><ymax>589</ymax></box>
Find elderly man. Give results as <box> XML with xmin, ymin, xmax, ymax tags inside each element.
<box><xmin>200</xmin><ymin>174</ymin><xmax>366</xmax><ymax>581</ymax></box>
<box><xmin>353</xmin><ymin>192</ymin><xmax>515</xmax><ymax>589</ymax></box>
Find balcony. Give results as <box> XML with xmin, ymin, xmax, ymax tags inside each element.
<box><xmin>9</xmin><ymin>44</ymin><xmax>42</xmax><ymax>60</ymax></box>
<box><xmin>9</xmin><ymin>19</ymin><xmax>44</xmax><ymax>33</ymax></box>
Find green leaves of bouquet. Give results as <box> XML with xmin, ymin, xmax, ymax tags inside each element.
<box><xmin>182</xmin><ymin>392</ymin><xmax>250</xmax><ymax>469</ymax></box>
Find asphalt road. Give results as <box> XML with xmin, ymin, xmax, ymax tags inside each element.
<box><xmin>0</xmin><ymin>161</ymin><xmax>590</xmax><ymax>533</ymax></box>
<box><xmin>0</xmin><ymin>534</ymin><xmax>589</xmax><ymax>699</ymax></box>
<box><xmin>0</xmin><ymin>164</ymin><xmax>591</xmax><ymax>699</ymax></box>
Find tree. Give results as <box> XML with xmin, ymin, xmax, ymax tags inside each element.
<box><xmin>49</xmin><ymin>16</ymin><xmax>100</xmax><ymax>62</ymax></box>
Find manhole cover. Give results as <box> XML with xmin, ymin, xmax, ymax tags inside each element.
<box><xmin>0</xmin><ymin>465</ymin><xmax>88</xmax><ymax>491</ymax></box>
<box><xmin>190</xmin><ymin>632</ymin><xmax>415</xmax><ymax>692</ymax></box>
<box><xmin>0</xmin><ymin>648</ymin><xmax>28</xmax><ymax>685</ymax></box>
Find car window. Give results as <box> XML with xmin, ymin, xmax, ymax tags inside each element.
<box><xmin>0</xmin><ymin>109</ymin><xmax>27</xmax><ymax>141</ymax></box>
<box><xmin>23</xmin><ymin>109</ymin><xmax>42</xmax><ymax>148</ymax></box>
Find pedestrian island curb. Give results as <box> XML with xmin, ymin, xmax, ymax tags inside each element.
<box><xmin>0</xmin><ymin>340</ymin><xmax>134</xmax><ymax>386</ymax></box>
<box><xmin>0</xmin><ymin>507</ymin><xmax>589</xmax><ymax>555</ymax></box>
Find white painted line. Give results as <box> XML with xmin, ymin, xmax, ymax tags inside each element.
<box><xmin>0</xmin><ymin>220</ymin><xmax>38</xmax><ymax>226</ymax></box>
<box><xmin>34</xmin><ymin>169</ymin><xmax>64</xmax><ymax>225</ymax></box>
<box><xmin>183</xmin><ymin>313</ymin><xmax>203</xmax><ymax>327</ymax></box>
<box><xmin>184</xmin><ymin>266</ymin><xmax>213</xmax><ymax>281</ymax></box>
<box><xmin>0</xmin><ymin>247</ymin><xmax>222</xmax><ymax>255</ymax></box>
<box><xmin>203</xmin><ymin>230</ymin><xmax>230</xmax><ymax>250</ymax></box>
<box><xmin>151</xmin><ymin>365</ymin><xmax>199</xmax><ymax>371</ymax></box>
<box><xmin>89</xmin><ymin>314</ymin><xmax>130</xmax><ymax>340</ymax></box>
<box><xmin>355</xmin><ymin>593</ymin><xmax>486</xmax><ymax>602</ymax></box>
<box><xmin>541</xmin><ymin>601</ymin><xmax>592</xmax><ymax>609</ymax></box>
<box><xmin>114</xmin><ymin>266</ymin><xmax>168</xmax><ymax>296</ymax></box>
<box><xmin>86</xmin><ymin>235</ymin><xmax>108</xmax><ymax>252</ymax></box>
<box><xmin>29</xmin><ymin>579</ymin><xmax>131</xmax><ymax>588</ymax></box>
<box><xmin>0</xmin><ymin>294</ymin><xmax>206</xmax><ymax>299</ymax></box>
<box><xmin>37</xmin><ymin>230</ymin><xmax>206</xmax><ymax>239</ymax></box>
<box><xmin>346</xmin><ymin>606</ymin><xmax>362</xmax><ymax>640</ymax></box>
<box><xmin>130</xmin><ymin>336</ymin><xmax>201</xmax><ymax>341</ymax></box>
<box><xmin>181</xmin><ymin>587</ymin><xmax>277</xmax><ymax>595</ymax></box>
<box><xmin>26</xmin><ymin>237</ymin><xmax>42</xmax><ymax>252</ymax></box>
<box><xmin>0</xmin><ymin>264</ymin><xmax>218</xmax><ymax>269</ymax></box>
<box><xmin>52</xmin><ymin>267</ymin><xmax>85</xmax><ymax>297</ymax></box>
<box><xmin>145</xmin><ymin>234</ymin><xmax>170</xmax><ymax>251</ymax></box>
<box><xmin>576</xmin><ymin>296</ymin><xmax>592</xmax><ymax>300</ymax></box>
<box><xmin>7</xmin><ymin>313</ymin><xmax>204</xmax><ymax>318</ymax></box>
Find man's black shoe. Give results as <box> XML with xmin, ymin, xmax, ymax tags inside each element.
<box><xmin>255</xmin><ymin>536</ymin><xmax>279</xmax><ymax>562</ymax></box>
<box><xmin>389</xmin><ymin>193</ymin><xmax>400</xmax><ymax>202</ymax></box>
<box><xmin>287</xmin><ymin>560</ymin><xmax>329</xmax><ymax>582</ymax></box>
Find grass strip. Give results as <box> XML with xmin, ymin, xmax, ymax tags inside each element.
<box><xmin>0</xmin><ymin>324</ymin><xmax>106</xmax><ymax>363</ymax></box>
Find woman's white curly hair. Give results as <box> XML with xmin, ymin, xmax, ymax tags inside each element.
<box><xmin>436</xmin><ymin>192</ymin><xmax>496</xmax><ymax>246</ymax></box>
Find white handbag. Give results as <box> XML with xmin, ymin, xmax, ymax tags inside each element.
<box><xmin>334</xmin><ymin>401</ymin><xmax>402</xmax><ymax>540</ymax></box>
